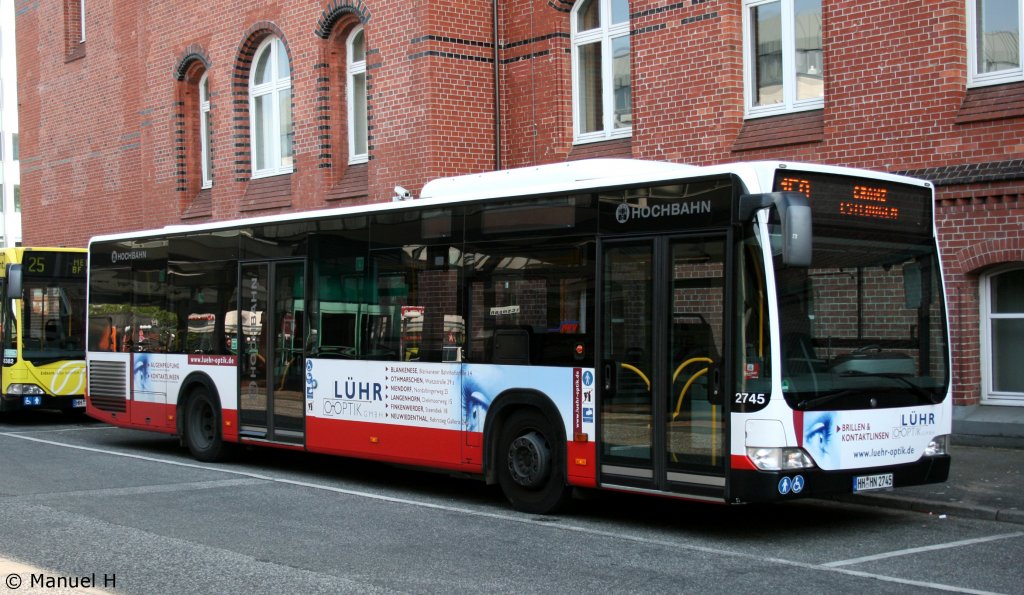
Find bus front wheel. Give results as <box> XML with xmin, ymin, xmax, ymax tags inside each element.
<box><xmin>184</xmin><ymin>387</ymin><xmax>230</xmax><ymax>462</ymax></box>
<box><xmin>497</xmin><ymin>410</ymin><xmax>570</xmax><ymax>514</ymax></box>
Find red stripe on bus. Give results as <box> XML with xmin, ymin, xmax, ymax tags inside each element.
<box><xmin>730</xmin><ymin>454</ymin><xmax>758</xmax><ymax>471</ymax></box>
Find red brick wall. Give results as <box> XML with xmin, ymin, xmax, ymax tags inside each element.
<box><xmin>16</xmin><ymin>0</ymin><xmax>1024</xmax><ymax>405</ymax></box>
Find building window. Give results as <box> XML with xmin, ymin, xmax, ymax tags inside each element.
<box><xmin>11</xmin><ymin>133</ymin><xmax>17</xmax><ymax>161</ymax></box>
<box><xmin>743</xmin><ymin>0</ymin><xmax>823</xmax><ymax>118</ymax></box>
<box><xmin>571</xmin><ymin>0</ymin><xmax>631</xmax><ymax>143</ymax></box>
<box><xmin>249</xmin><ymin>36</ymin><xmax>293</xmax><ymax>178</ymax></box>
<box><xmin>199</xmin><ymin>72</ymin><xmax>213</xmax><ymax>188</ymax></box>
<box><xmin>982</xmin><ymin>267</ymin><xmax>1024</xmax><ymax>404</ymax></box>
<box><xmin>968</xmin><ymin>0</ymin><xmax>1024</xmax><ymax>86</ymax></box>
<box><xmin>347</xmin><ymin>26</ymin><xmax>368</xmax><ymax>164</ymax></box>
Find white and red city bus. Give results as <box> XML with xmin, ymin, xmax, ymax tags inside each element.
<box><xmin>86</xmin><ymin>159</ymin><xmax>951</xmax><ymax>513</ymax></box>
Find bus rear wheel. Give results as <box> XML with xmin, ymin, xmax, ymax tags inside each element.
<box><xmin>184</xmin><ymin>387</ymin><xmax>230</xmax><ymax>462</ymax></box>
<box><xmin>497</xmin><ymin>410</ymin><xmax>570</xmax><ymax>514</ymax></box>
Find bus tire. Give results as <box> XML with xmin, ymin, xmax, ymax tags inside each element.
<box><xmin>496</xmin><ymin>409</ymin><xmax>570</xmax><ymax>514</ymax></box>
<box><xmin>184</xmin><ymin>387</ymin><xmax>230</xmax><ymax>462</ymax></box>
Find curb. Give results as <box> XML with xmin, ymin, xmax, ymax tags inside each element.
<box><xmin>834</xmin><ymin>494</ymin><xmax>1024</xmax><ymax>526</ymax></box>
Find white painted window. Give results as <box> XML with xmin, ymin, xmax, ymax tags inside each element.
<box><xmin>199</xmin><ymin>72</ymin><xmax>213</xmax><ymax>188</ymax></box>
<box><xmin>981</xmin><ymin>266</ymin><xmax>1024</xmax><ymax>405</ymax></box>
<box><xmin>249</xmin><ymin>37</ymin><xmax>293</xmax><ymax>178</ymax></box>
<box><xmin>968</xmin><ymin>0</ymin><xmax>1024</xmax><ymax>87</ymax></box>
<box><xmin>80</xmin><ymin>0</ymin><xmax>86</xmax><ymax>43</ymax></box>
<box><xmin>347</xmin><ymin>26</ymin><xmax>368</xmax><ymax>164</ymax></box>
<box><xmin>571</xmin><ymin>0</ymin><xmax>631</xmax><ymax>144</ymax></box>
<box><xmin>743</xmin><ymin>0</ymin><xmax>823</xmax><ymax>118</ymax></box>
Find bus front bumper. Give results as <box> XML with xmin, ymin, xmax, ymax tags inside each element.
<box><xmin>727</xmin><ymin>454</ymin><xmax>951</xmax><ymax>503</ymax></box>
<box><xmin>0</xmin><ymin>394</ymin><xmax>87</xmax><ymax>413</ymax></box>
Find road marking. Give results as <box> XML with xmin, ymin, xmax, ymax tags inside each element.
<box><xmin>0</xmin><ymin>425</ymin><xmax>118</xmax><ymax>434</ymax></box>
<box><xmin>0</xmin><ymin>431</ymin><xmax>1008</xmax><ymax>595</ymax></box>
<box><xmin>823</xmin><ymin>532</ymin><xmax>1024</xmax><ymax>567</ymax></box>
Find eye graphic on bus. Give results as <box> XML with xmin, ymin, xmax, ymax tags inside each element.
<box><xmin>804</xmin><ymin>413</ymin><xmax>836</xmax><ymax>466</ymax></box>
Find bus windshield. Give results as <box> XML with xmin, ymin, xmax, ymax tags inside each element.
<box><xmin>772</xmin><ymin>229</ymin><xmax>949</xmax><ymax>411</ymax></box>
<box><xmin>20</xmin><ymin>278</ymin><xmax>87</xmax><ymax>364</ymax></box>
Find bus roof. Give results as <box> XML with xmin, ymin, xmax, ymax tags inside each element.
<box><xmin>87</xmin><ymin>159</ymin><xmax>932</xmax><ymax>245</ymax></box>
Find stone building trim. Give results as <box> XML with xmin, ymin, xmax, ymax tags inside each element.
<box><xmin>315</xmin><ymin>0</ymin><xmax>371</xmax><ymax>39</ymax></box>
<box><xmin>173</xmin><ymin>45</ymin><xmax>212</xmax><ymax>81</ymax></box>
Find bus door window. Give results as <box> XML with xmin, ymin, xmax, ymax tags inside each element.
<box><xmin>666</xmin><ymin>238</ymin><xmax>725</xmax><ymax>471</ymax></box>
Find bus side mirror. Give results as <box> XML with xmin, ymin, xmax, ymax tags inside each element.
<box><xmin>739</xmin><ymin>192</ymin><xmax>812</xmax><ymax>267</ymax></box>
<box><xmin>5</xmin><ymin>264</ymin><xmax>22</xmax><ymax>298</ymax></box>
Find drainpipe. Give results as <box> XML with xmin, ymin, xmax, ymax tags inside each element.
<box><xmin>493</xmin><ymin>0</ymin><xmax>502</xmax><ymax>171</ymax></box>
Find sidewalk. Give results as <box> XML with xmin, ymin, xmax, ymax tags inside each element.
<box><xmin>839</xmin><ymin>443</ymin><xmax>1024</xmax><ymax>525</ymax></box>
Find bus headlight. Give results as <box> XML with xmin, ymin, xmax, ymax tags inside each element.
<box><xmin>746</xmin><ymin>447</ymin><xmax>815</xmax><ymax>471</ymax></box>
<box><xmin>924</xmin><ymin>435</ymin><xmax>948</xmax><ymax>457</ymax></box>
<box><xmin>8</xmin><ymin>384</ymin><xmax>45</xmax><ymax>396</ymax></box>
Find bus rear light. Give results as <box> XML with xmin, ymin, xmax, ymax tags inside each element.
<box><xmin>746</xmin><ymin>447</ymin><xmax>815</xmax><ymax>471</ymax></box>
<box><xmin>8</xmin><ymin>384</ymin><xmax>45</xmax><ymax>396</ymax></box>
<box><xmin>575</xmin><ymin>457</ymin><xmax>588</xmax><ymax>466</ymax></box>
<box><xmin>574</xmin><ymin>432</ymin><xmax>589</xmax><ymax>442</ymax></box>
<box><xmin>924</xmin><ymin>435</ymin><xmax>948</xmax><ymax>457</ymax></box>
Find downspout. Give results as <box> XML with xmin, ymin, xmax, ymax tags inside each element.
<box><xmin>493</xmin><ymin>0</ymin><xmax>502</xmax><ymax>170</ymax></box>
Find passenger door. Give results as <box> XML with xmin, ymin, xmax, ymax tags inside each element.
<box><xmin>598</xmin><ymin>235</ymin><xmax>727</xmax><ymax>497</ymax></box>
<box><xmin>238</xmin><ymin>260</ymin><xmax>305</xmax><ymax>445</ymax></box>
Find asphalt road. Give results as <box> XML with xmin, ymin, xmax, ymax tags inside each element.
<box><xmin>1</xmin><ymin>411</ymin><xmax>1022</xmax><ymax>594</ymax></box>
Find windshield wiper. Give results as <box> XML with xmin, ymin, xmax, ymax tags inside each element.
<box><xmin>795</xmin><ymin>389</ymin><xmax>861</xmax><ymax>410</ymax></box>
<box><xmin>24</xmin><ymin>355</ymin><xmax>83</xmax><ymax>366</ymax></box>
<box><xmin>836</xmin><ymin>370</ymin><xmax>942</xmax><ymax>404</ymax></box>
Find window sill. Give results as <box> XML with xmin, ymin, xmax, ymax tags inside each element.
<box><xmin>567</xmin><ymin>137</ymin><xmax>632</xmax><ymax>160</ymax></box>
<box><xmin>732</xmin><ymin>110</ymin><xmax>824</xmax><ymax>152</ymax></box>
<box><xmin>240</xmin><ymin>173</ymin><xmax>292</xmax><ymax>212</ymax></box>
<box><xmin>64</xmin><ymin>42</ymin><xmax>86</xmax><ymax>63</ymax></box>
<box><xmin>956</xmin><ymin>82</ymin><xmax>1024</xmax><ymax>124</ymax></box>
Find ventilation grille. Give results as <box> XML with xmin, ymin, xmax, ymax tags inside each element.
<box><xmin>88</xmin><ymin>360</ymin><xmax>127</xmax><ymax>413</ymax></box>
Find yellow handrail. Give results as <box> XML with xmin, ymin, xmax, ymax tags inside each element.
<box><xmin>672</xmin><ymin>367</ymin><xmax>709</xmax><ymax>422</ymax></box>
<box><xmin>619</xmin><ymin>362</ymin><xmax>651</xmax><ymax>392</ymax></box>
<box><xmin>672</xmin><ymin>357</ymin><xmax>713</xmax><ymax>385</ymax></box>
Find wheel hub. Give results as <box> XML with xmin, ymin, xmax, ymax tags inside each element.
<box><xmin>507</xmin><ymin>431</ymin><xmax>550</xmax><ymax>489</ymax></box>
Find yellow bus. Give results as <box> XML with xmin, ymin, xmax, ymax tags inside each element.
<box><xmin>0</xmin><ymin>247</ymin><xmax>88</xmax><ymax>413</ymax></box>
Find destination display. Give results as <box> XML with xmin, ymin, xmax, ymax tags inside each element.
<box><xmin>22</xmin><ymin>251</ymin><xmax>87</xmax><ymax>279</ymax></box>
<box><xmin>773</xmin><ymin>170</ymin><xmax>932</xmax><ymax>235</ymax></box>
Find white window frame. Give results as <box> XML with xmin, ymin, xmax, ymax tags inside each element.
<box><xmin>980</xmin><ymin>265</ymin><xmax>1024</xmax><ymax>405</ymax></box>
<box><xmin>199</xmin><ymin>72</ymin><xmax>213</xmax><ymax>189</ymax></box>
<box><xmin>967</xmin><ymin>0</ymin><xmax>1024</xmax><ymax>87</ymax></box>
<box><xmin>742</xmin><ymin>0</ymin><xmax>824</xmax><ymax>119</ymax></box>
<box><xmin>347</xmin><ymin>26</ymin><xmax>368</xmax><ymax>165</ymax></box>
<box><xmin>249</xmin><ymin>36</ymin><xmax>294</xmax><ymax>179</ymax></box>
<box><xmin>80</xmin><ymin>0</ymin><xmax>86</xmax><ymax>43</ymax></box>
<box><xmin>570</xmin><ymin>0</ymin><xmax>632</xmax><ymax>144</ymax></box>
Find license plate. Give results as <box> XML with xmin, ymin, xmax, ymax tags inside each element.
<box><xmin>853</xmin><ymin>473</ymin><xmax>893</xmax><ymax>492</ymax></box>
<box><xmin>72</xmin><ymin>398</ymin><xmax>86</xmax><ymax>408</ymax></box>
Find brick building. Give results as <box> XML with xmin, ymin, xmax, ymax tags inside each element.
<box><xmin>15</xmin><ymin>0</ymin><xmax>1024</xmax><ymax>438</ymax></box>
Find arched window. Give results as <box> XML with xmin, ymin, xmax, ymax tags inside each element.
<box><xmin>199</xmin><ymin>71</ymin><xmax>213</xmax><ymax>188</ymax></box>
<box><xmin>981</xmin><ymin>266</ymin><xmax>1024</xmax><ymax>404</ymax></box>
<box><xmin>571</xmin><ymin>0</ymin><xmax>631</xmax><ymax>143</ymax></box>
<box><xmin>249</xmin><ymin>36</ymin><xmax>293</xmax><ymax>178</ymax></box>
<box><xmin>347</xmin><ymin>26</ymin><xmax>368</xmax><ymax>164</ymax></box>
